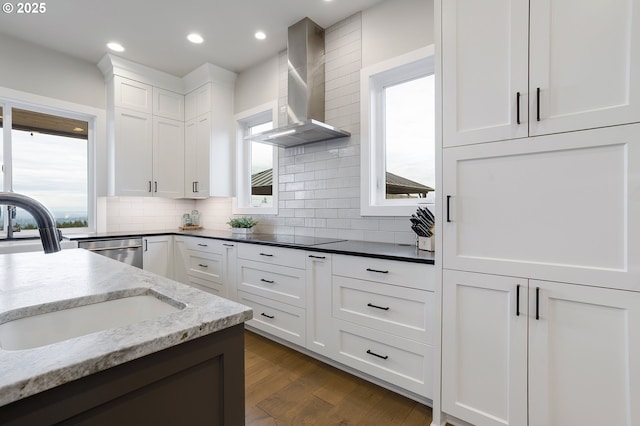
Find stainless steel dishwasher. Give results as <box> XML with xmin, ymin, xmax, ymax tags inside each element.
<box><xmin>78</xmin><ymin>237</ymin><xmax>143</xmax><ymax>268</ymax></box>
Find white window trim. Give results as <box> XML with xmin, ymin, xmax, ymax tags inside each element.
<box><xmin>233</xmin><ymin>100</ymin><xmax>279</xmax><ymax>215</ymax></box>
<box><xmin>0</xmin><ymin>87</ymin><xmax>103</xmax><ymax>234</ymax></box>
<box><xmin>360</xmin><ymin>46</ymin><xmax>435</xmax><ymax>217</ymax></box>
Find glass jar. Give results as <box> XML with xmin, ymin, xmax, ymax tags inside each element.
<box><xmin>191</xmin><ymin>210</ymin><xmax>200</xmax><ymax>226</ymax></box>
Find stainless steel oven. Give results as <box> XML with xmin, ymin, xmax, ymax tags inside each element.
<box><xmin>78</xmin><ymin>237</ymin><xmax>143</xmax><ymax>269</ymax></box>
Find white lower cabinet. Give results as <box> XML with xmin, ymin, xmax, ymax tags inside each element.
<box><xmin>236</xmin><ymin>243</ymin><xmax>307</xmax><ymax>346</ymax></box>
<box><xmin>305</xmin><ymin>253</ymin><xmax>334</xmax><ymax>357</ymax></box>
<box><xmin>443</xmin><ymin>269</ymin><xmax>640</xmax><ymax>426</ymax></box>
<box><xmin>142</xmin><ymin>235</ymin><xmax>173</xmax><ymax>278</ymax></box>
<box><xmin>172</xmin><ymin>236</ymin><xmax>235</xmax><ymax>298</ymax></box>
<box><xmin>332</xmin><ymin>254</ymin><xmax>435</xmax><ymax>399</ymax></box>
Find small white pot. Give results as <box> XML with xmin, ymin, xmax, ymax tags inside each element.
<box><xmin>231</xmin><ymin>227</ymin><xmax>254</xmax><ymax>234</ymax></box>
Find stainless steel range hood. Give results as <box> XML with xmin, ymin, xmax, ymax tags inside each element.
<box><xmin>246</xmin><ymin>18</ymin><xmax>351</xmax><ymax>148</ymax></box>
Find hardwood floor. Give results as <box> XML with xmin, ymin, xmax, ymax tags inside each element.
<box><xmin>244</xmin><ymin>330</ymin><xmax>433</xmax><ymax>425</ymax></box>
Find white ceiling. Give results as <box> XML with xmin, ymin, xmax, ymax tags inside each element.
<box><xmin>0</xmin><ymin>0</ymin><xmax>385</xmax><ymax>76</ymax></box>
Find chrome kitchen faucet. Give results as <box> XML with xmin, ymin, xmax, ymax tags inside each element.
<box><xmin>0</xmin><ymin>192</ymin><xmax>62</xmax><ymax>253</ymax></box>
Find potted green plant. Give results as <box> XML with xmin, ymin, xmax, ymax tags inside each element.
<box><xmin>227</xmin><ymin>216</ymin><xmax>258</xmax><ymax>234</ymax></box>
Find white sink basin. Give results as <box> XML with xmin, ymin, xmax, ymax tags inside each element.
<box><xmin>0</xmin><ymin>292</ymin><xmax>184</xmax><ymax>351</ymax></box>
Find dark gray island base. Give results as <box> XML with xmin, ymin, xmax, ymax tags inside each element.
<box><xmin>0</xmin><ymin>324</ymin><xmax>244</xmax><ymax>425</ymax></box>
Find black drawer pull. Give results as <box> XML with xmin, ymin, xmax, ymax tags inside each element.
<box><xmin>366</xmin><ymin>268</ymin><xmax>389</xmax><ymax>274</ymax></box>
<box><xmin>223</xmin><ymin>243</ymin><xmax>234</xmax><ymax>247</ymax></box>
<box><xmin>367</xmin><ymin>303</ymin><xmax>390</xmax><ymax>311</ymax></box>
<box><xmin>197</xmin><ymin>243</ymin><xmax>208</xmax><ymax>247</ymax></box>
<box><xmin>308</xmin><ymin>255</ymin><xmax>326</xmax><ymax>259</ymax></box>
<box><xmin>516</xmin><ymin>284</ymin><xmax>520</xmax><ymax>317</ymax></box>
<box><xmin>516</xmin><ymin>92</ymin><xmax>521</xmax><ymax>125</ymax></box>
<box><xmin>261</xmin><ymin>313</ymin><xmax>275</xmax><ymax>319</ymax></box>
<box><xmin>198</xmin><ymin>263</ymin><xmax>208</xmax><ymax>268</ymax></box>
<box><xmin>260</xmin><ymin>253</ymin><xmax>273</xmax><ymax>257</ymax></box>
<box><xmin>260</xmin><ymin>278</ymin><xmax>274</xmax><ymax>284</ymax></box>
<box><xmin>366</xmin><ymin>349</ymin><xmax>388</xmax><ymax>360</ymax></box>
<box><xmin>536</xmin><ymin>287</ymin><xmax>540</xmax><ymax>320</ymax></box>
<box><xmin>536</xmin><ymin>87</ymin><xmax>541</xmax><ymax>121</ymax></box>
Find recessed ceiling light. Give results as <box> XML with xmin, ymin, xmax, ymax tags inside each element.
<box><xmin>255</xmin><ymin>31</ymin><xmax>266</xmax><ymax>40</ymax></box>
<box><xmin>107</xmin><ymin>42</ymin><xmax>125</xmax><ymax>52</ymax></box>
<box><xmin>187</xmin><ymin>33</ymin><xmax>204</xmax><ymax>44</ymax></box>
<box><xmin>73</xmin><ymin>127</ymin><xmax>84</xmax><ymax>132</ymax></box>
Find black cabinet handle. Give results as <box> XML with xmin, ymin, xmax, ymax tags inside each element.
<box><xmin>260</xmin><ymin>278</ymin><xmax>274</xmax><ymax>284</ymax></box>
<box><xmin>197</xmin><ymin>243</ymin><xmax>208</xmax><ymax>247</ymax></box>
<box><xmin>308</xmin><ymin>255</ymin><xmax>326</xmax><ymax>259</ymax></box>
<box><xmin>261</xmin><ymin>313</ymin><xmax>274</xmax><ymax>319</ymax></box>
<box><xmin>536</xmin><ymin>87</ymin><xmax>541</xmax><ymax>122</ymax></box>
<box><xmin>223</xmin><ymin>243</ymin><xmax>234</xmax><ymax>247</ymax></box>
<box><xmin>154</xmin><ymin>181</ymin><xmax>158</xmax><ymax>193</ymax></box>
<box><xmin>148</xmin><ymin>181</ymin><xmax>152</xmax><ymax>192</ymax></box>
<box><xmin>516</xmin><ymin>284</ymin><xmax>520</xmax><ymax>316</ymax></box>
<box><xmin>198</xmin><ymin>263</ymin><xmax>208</xmax><ymax>268</ymax></box>
<box><xmin>366</xmin><ymin>349</ymin><xmax>388</xmax><ymax>360</ymax></box>
<box><xmin>367</xmin><ymin>303</ymin><xmax>390</xmax><ymax>311</ymax></box>
<box><xmin>144</xmin><ymin>239</ymin><xmax>148</xmax><ymax>252</ymax></box>
<box><xmin>260</xmin><ymin>253</ymin><xmax>273</xmax><ymax>257</ymax></box>
<box><xmin>366</xmin><ymin>268</ymin><xmax>389</xmax><ymax>274</ymax></box>
<box><xmin>536</xmin><ymin>287</ymin><xmax>540</xmax><ymax>320</ymax></box>
<box><xmin>516</xmin><ymin>92</ymin><xmax>521</xmax><ymax>125</ymax></box>
<box><xmin>446</xmin><ymin>195</ymin><xmax>452</xmax><ymax>222</ymax></box>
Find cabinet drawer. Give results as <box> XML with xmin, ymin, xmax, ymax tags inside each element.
<box><xmin>185</xmin><ymin>237</ymin><xmax>232</xmax><ymax>254</ymax></box>
<box><xmin>333</xmin><ymin>255</ymin><xmax>434</xmax><ymax>291</ymax></box>
<box><xmin>335</xmin><ymin>321</ymin><xmax>433</xmax><ymax>398</ymax></box>
<box><xmin>186</xmin><ymin>275</ymin><xmax>225</xmax><ymax>297</ymax></box>
<box><xmin>333</xmin><ymin>276</ymin><xmax>432</xmax><ymax>344</ymax></box>
<box><xmin>237</xmin><ymin>259</ymin><xmax>305</xmax><ymax>307</ymax></box>
<box><xmin>237</xmin><ymin>243</ymin><xmax>306</xmax><ymax>269</ymax></box>
<box><xmin>237</xmin><ymin>291</ymin><xmax>305</xmax><ymax>347</ymax></box>
<box><xmin>187</xmin><ymin>251</ymin><xmax>223</xmax><ymax>283</ymax></box>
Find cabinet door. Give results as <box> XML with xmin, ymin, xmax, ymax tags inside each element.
<box><xmin>152</xmin><ymin>87</ymin><xmax>184</xmax><ymax>120</ymax></box>
<box><xmin>184</xmin><ymin>115</ymin><xmax>211</xmax><ymax>198</ymax></box>
<box><xmin>442</xmin><ymin>0</ymin><xmax>529</xmax><ymax>147</ymax></box>
<box><xmin>143</xmin><ymin>236</ymin><xmax>173</xmax><ymax>278</ymax></box>
<box><xmin>529</xmin><ymin>0</ymin><xmax>640</xmax><ymax>136</ymax></box>
<box><xmin>185</xmin><ymin>83</ymin><xmax>211</xmax><ymax>121</ymax></box>
<box><xmin>152</xmin><ymin>117</ymin><xmax>184</xmax><ymax>198</ymax></box>
<box><xmin>114</xmin><ymin>76</ymin><xmax>152</xmax><ymax>113</ymax></box>
<box><xmin>442</xmin><ymin>270</ymin><xmax>527</xmax><ymax>426</ymax></box>
<box><xmin>306</xmin><ymin>253</ymin><xmax>334</xmax><ymax>357</ymax></box>
<box><xmin>173</xmin><ymin>236</ymin><xmax>188</xmax><ymax>283</ymax></box>
<box><xmin>114</xmin><ymin>108</ymin><xmax>153</xmax><ymax>196</ymax></box>
<box><xmin>529</xmin><ymin>280</ymin><xmax>640</xmax><ymax>426</ymax></box>
<box><xmin>443</xmin><ymin>124</ymin><xmax>640</xmax><ymax>291</ymax></box>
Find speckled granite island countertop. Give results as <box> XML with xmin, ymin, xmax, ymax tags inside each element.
<box><xmin>0</xmin><ymin>249</ymin><xmax>253</xmax><ymax>408</ymax></box>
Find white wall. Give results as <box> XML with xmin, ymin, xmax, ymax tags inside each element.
<box><xmin>234</xmin><ymin>56</ymin><xmax>279</xmax><ymax>114</ymax></box>
<box><xmin>0</xmin><ymin>33</ymin><xmax>106</xmax><ymax>109</ymax></box>
<box><xmin>362</xmin><ymin>0</ymin><xmax>434</xmax><ymax>68</ymax></box>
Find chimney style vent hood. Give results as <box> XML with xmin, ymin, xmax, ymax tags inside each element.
<box><xmin>246</xmin><ymin>18</ymin><xmax>351</xmax><ymax>147</ymax></box>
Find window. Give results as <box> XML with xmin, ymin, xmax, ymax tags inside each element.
<box><xmin>234</xmin><ymin>101</ymin><xmax>279</xmax><ymax>215</ymax></box>
<box><xmin>1</xmin><ymin>101</ymin><xmax>94</xmax><ymax>238</ymax></box>
<box><xmin>361</xmin><ymin>46</ymin><xmax>435</xmax><ymax>216</ymax></box>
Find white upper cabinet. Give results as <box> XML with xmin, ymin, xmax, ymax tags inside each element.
<box><xmin>114</xmin><ymin>76</ymin><xmax>153</xmax><ymax>113</ymax></box>
<box><xmin>113</xmin><ymin>108</ymin><xmax>153</xmax><ymax>196</ymax></box>
<box><xmin>443</xmin><ymin>0</ymin><xmax>640</xmax><ymax>147</ymax></box>
<box><xmin>185</xmin><ymin>83</ymin><xmax>211</xmax><ymax>121</ymax></box>
<box><xmin>442</xmin><ymin>0</ymin><xmax>529</xmax><ymax>147</ymax></box>
<box><xmin>152</xmin><ymin>87</ymin><xmax>184</xmax><ymax>120</ymax></box>
<box><xmin>153</xmin><ymin>116</ymin><xmax>184</xmax><ymax>198</ymax></box>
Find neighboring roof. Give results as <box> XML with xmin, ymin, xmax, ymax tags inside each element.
<box><xmin>251</xmin><ymin>169</ymin><xmax>433</xmax><ymax>196</ymax></box>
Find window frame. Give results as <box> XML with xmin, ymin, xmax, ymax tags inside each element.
<box><xmin>360</xmin><ymin>46</ymin><xmax>435</xmax><ymax>217</ymax></box>
<box><xmin>0</xmin><ymin>93</ymin><xmax>98</xmax><ymax>236</ymax></box>
<box><xmin>233</xmin><ymin>101</ymin><xmax>279</xmax><ymax>215</ymax></box>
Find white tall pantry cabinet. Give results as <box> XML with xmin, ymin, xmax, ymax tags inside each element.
<box><xmin>437</xmin><ymin>0</ymin><xmax>640</xmax><ymax>425</ymax></box>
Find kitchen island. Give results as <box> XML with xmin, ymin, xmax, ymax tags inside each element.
<box><xmin>0</xmin><ymin>249</ymin><xmax>252</xmax><ymax>425</ymax></box>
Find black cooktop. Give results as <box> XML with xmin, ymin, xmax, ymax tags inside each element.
<box><xmin>230</xmin><ymin>233</ymin><xmax>346</xmax><ymax>247</ymax></box>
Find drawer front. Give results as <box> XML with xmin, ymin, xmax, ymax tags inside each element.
<box><xmin>187</xmin><ymin>251</ymin><xmax>223</xmax><ymax>283</ymax></box>
<box><xmin>237</xmin><ymin>243</ymin><xmax>306</xmax><ymax>269</ymax></box>
<box><xmin>186</xmin><ymin>275</ymin><xmax>225</xmax><ymax>297</ymax></box>
<box><xmin>333</xmin><ymin>276</ymin><xmax>432</xmax><ymax>344</ymax></box>
<box><xmin>185</xmin><ymin>237</ymin><xmax>233</xmax><ymax>254</ymax></box>
<box><xmin>335</xmin><ymin>321</ymin><xmax>433</xmax><ymax>398</ymax></box>
<box><xmin>333</xmin><ymin>254</ymin><xmax>435</xmax><ymax>291</ymax></box>
<box><xmin>237</xmin><ymin>291</ymin><xmax>305</xmax><ymax>347</ymax></box>
<box><xmin>238</xmin><ymin>260</ymin><xmax>305</xmax><ymax>307</ymax></box>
